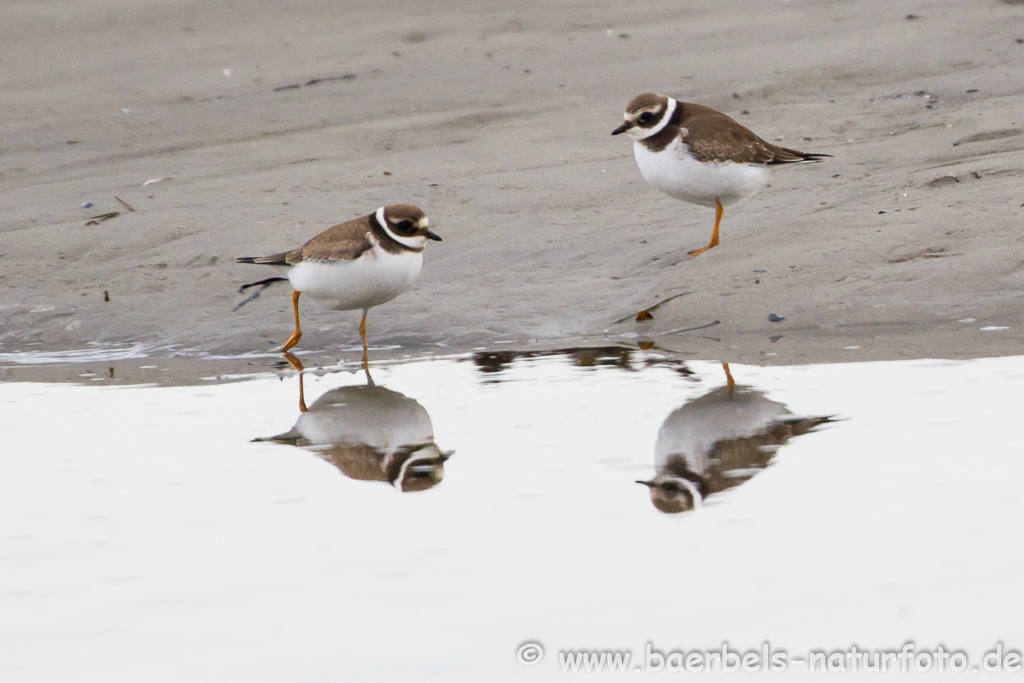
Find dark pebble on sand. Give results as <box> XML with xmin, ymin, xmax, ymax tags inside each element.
<box><xmin>768</xmin><ymin>313</ymin><xmax>785</xmax><ymax>323</ymax></box>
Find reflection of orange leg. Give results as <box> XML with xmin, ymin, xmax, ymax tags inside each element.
<box><xmin>688</xmin><ymin>199</ymin><xmax>724</xmax><ymax>258</ymax></box>
<box><xmin>282</xmin><ymin>352</ymin><xmax>304</xmax><ymax>373</ymax></box>
<box><xmin>723</xmin><ymin>361</ymin><xmax>735</xmax><ymax>399</ymax></box>
<box><xmin>282</xmin><ymin>290</ymin><xmax>303</xmax><ymax>352</ymax></box>
<box><xmin>283</xmin><ymin>352</ymin><xmax>307</xmax><ymax>412</ymax></box>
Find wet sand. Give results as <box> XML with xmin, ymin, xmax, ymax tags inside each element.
<box><xmin>2</xmin><ymin>0</ymin><xmax>1023</xmax><ymax>366</ymax></box>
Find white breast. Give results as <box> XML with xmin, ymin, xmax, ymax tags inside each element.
<box><xmin>287</xmin><ymin>245</ymin><xmax>423</xmax><ymax>311</ymax></box>
<box><xmin>633</xmin><ymin>137</ymin><xmax>769</xmax><ymax>208</ymax></box>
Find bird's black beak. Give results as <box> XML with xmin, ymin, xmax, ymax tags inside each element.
<box><xmin>611</xmin><ymin>121</ymin><xmax>633</xmax><ymax>136</ymax></box>
<box><xmin>424</xmin><ymin>230</ymin><xmax>442</xmax><ymax>241</ymax></box>
<box><xmin>635</xmin><ymin>479</ymin><xmax>655</xmax><ymax>488</ymax></box>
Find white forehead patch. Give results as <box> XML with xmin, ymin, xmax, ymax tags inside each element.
<box><xmin>629</xmin><ymin>97</ymin><xmax>677</xmax><ymax>141</ymax></box>
<box><xmin>417</xmin><ymin>216</ymin><xmax>428</xmax><ymax>229</ymax></box>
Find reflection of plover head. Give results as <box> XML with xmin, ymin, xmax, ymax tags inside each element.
<box><xmin>258</xmin><ymin>383</ymin><xmax>452</xmax><ymax>493</ymax></box>
<box><xmin>636</xmin><ymin>471</ymin><xmax>705</xmax><ymax>514</ymax></box>
<box><xmin>638</xmin><ymin>378</ymin><xmax>833</xmax><ymax>514</ymax></box>
<box><xmin>612</xmin><ymin>93</ymin><xmax>829</xmax><ymax>257</ymax></box>
<box><xmin>237</xmin><ymin>204</ymin><xmax>441</xmax><ymax>355</ymax></box>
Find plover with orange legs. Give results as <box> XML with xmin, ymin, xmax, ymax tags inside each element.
<box><xmin>613</xmin><ymin>93</ymin><xmax>829</xmax><ymax>257</ymax></box>
<box><xmin>237</xmin><ymin>204</ymin><xmax>440</xmax><ymax>363</ymax></box>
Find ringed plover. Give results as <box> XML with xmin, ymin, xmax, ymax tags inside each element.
<box><xmin>237</xmin><ymin>204</ymin><xmax>440</xmax><ymax>360</ymax></box>
<box><xmin>613</xmin><ymin>93</ymin><xmax>829</xmax><ymax>257</ymax></box>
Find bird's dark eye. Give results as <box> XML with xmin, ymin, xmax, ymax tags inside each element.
<box><xmin>397</xmin><ymin>221</ymin><xmax>413</xmax><ymax>230</ymax></box>
<box><xmin>638</xmin><ymin>112</ymin><xmax>654</xmax><ymax>123</ymax></box>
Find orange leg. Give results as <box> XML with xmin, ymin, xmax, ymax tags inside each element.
<box><xmin>723</xmin><ymin>361</ymin><xmax>736</xmax><ymax>400</ymax></box>
<box><xmin>281</xmin><ymin>290</ymin><xmax>303</xmax><ymax>352</ymax></box>
<box><xmin>688</xmin><ymin>199</ymin><xmax>724</xmax><ymax>258</ymax></box>
<box><xmin>358</xmin><ymin>309</ymin><xmax>375</xmax><ymax>384</ymax></box>
<box><xmin>359</xmin><ymin>309</ymin><xmax>369</xmax><ymax>366</ymax></box>
<box><xmin>283</xmin><ymin>352</ymin><xmax>308</xmax><ymax>412</ymax></box>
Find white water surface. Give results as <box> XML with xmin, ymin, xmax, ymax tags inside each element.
<box><xmin>1</xmin><ymin>352</ymin><xmax>1022</xmax><ymax>681</ymax></box>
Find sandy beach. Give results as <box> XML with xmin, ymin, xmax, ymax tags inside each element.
<box><xmin>2</xmin><ymin>0</ymin><xmax>1023</xmax><ymax>366</ymax></box>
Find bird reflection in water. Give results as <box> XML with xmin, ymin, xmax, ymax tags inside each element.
<box><xmin>256</xmin><ymin>353</ymin><xmax>452</xmax><ymax>492</ymax></box>
<box><xmin>638</xmin><ymin>363</ymin><xmax>834</xmax><ymax>513</ymax></box>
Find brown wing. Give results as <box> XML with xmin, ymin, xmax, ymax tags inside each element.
<box><xmin>238</xmin><ymin>215</ymin><xmax>374</xmax><ymax>266</ymax></box>
<box><xmin>680</xmin><ymin>104</ymin><xmax>814</xmax><ymax>165</ymax></box>
<box><xmin>296</xmin><ymin>216</ymin><xmax>375</xmax><ymax>263</ymax></box>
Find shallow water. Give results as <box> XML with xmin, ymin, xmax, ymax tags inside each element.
<box><xmin>1</xmin><ymin>348</ymin><xmax>1023</xmax><ymax>680</ymax></box>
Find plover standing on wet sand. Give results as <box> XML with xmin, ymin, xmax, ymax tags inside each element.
<box><xmin>612</xmin><ymin>93</ymin><xmax>830</xmax><ymax>257</ymax></box>
<box><xmin>237</xmin><ymin>204</ymin><xmax>441</xmax><ymax>362</ymax></box>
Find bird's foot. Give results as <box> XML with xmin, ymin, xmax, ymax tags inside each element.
<box><xmin>687</xmin><ymin>244</ymin><xmax>716</xmax><ymax>258</ymax></box>
<box><xmin>280</xmin><ymin>330</ymin><xmax>302</xmax><ymax>353</ymax></box>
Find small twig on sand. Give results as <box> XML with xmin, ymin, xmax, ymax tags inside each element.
<box><xmin>612</xmin><ymin>290</ymin><xmax>694</xmax><ymax>324</ymax></box>
<box><xmin>85</xmin><ymin>212</ymin><xmax>119</xmax><ymax>226</ymax></box>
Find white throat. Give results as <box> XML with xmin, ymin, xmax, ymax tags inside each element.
<box><xmin>376</xmin><ymin>207</ymin><xmax>425</xmax><ymax>250</ymax></box>
<box><xmin>630</xmin><ymin>98</ymin><xmax>677</xmax><ymax>141</ymax></box>
<box><xmin>679</xmin><ymin>476</ymin><xmax>703</xmax><ymax>508</ymax></box>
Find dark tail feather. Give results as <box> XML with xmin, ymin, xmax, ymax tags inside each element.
<box><xmin>236</xmin><ymin>251</ymin><xmax>291</xmax><ymax>266</ymax></box>
<box><xmin>768</xmin><ymin>148</ymin><xmax>833</xmax><ymax>165</ymax></box>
